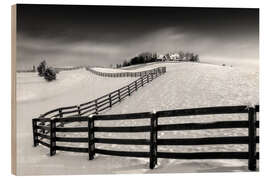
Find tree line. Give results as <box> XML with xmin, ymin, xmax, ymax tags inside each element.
<box><xmin>116</xmin><ymin>51</ymin><xmax>199</xmax><ymax>68</ymax></box>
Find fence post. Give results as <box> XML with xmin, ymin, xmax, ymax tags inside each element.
<box><xmin>150</xmin><ymin>110</ymin><xmax>158</xmax><ymax>169</ymax></box>
<box><xmin>109</xmin><ymin>93</ymin><xmax>112</xmax><ymax>108</ymax></box>
<box><xmin>58</xmin><ymin>109</ymin><xmax>64</xmax><ymax>127</ymax></box>
<box><xmin>118</xmin><ymin>89</ymin><xmax>121</xmax><ymax>102</ymax></box>
<box><xmin>77</xmin><ymin>105</ymin><xmax>81</xmax><ymax>116</ymax></box>
<box><xmin>141</xmin><ymin>77</ymin><xmax>144</xmax><ymax>86</ymax></box>
<box><xmin>128</xmin><ymin>85</ymin><xmax>131</xmax><ymax>96</ymax></box>
<box><xmin>135</xmin><ymin>80</ymin><xmax>138</xmax><ymax>91</ymax></box>
<box><xmin>32</xmin><ymin>119</ymin><xmax>38</xmax><ymax>147</ymax></box>
<box><xmin>88</xmin><ymin>115</ymin><xmax>95</xmax><ymax>160</ymax></box>
<box><xmin>95</xmin><ymin>99</ymin><xmax>98</xmax><ymax>114</ymax></box>
<box><xmin>147</xmin><ymin>74</ymin><xmax>149</xmax><ymax>83</ymax></box>
<box><xmin>248</xmin><ymin>106</ymin><xmax>257</xmax><ymax>171</ymax></box>
<box><xmin>50</xmin><ymin>119</ymin><xmax>56</xmax><ymax>156</ymax></box>
<box><xmin>59</xmin><ymin>109</ymin><xmax>63</xmax><ymax>118</ymax></box>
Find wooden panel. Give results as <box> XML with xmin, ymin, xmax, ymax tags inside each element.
<box><xmin>95</xmin><ymin>138</ymin><xmax>149</xmax><ymax>145</ymax></box>
<box><xmin>37</xmin><ymin>140</ymin><xmax>50</xmax><ymax>148</ymax></box>
<box><xmin>36</xmin><ymin>132</ymin><xmax>50</xmax><ymax>140</ymax></box>
<box><xmin>158</xmin><ymin>121</ymin><xmax>257</xmax><ymax>131</ymax></box>
<box><xmin>157</xmin><ymin>136</ymin><xmax>259</xmax><ymax>145</ymax></box>
<box><xmin>54</xmin><ymin>116</ymin><xmax>89</xmax><ymax>123</ymax></box>
<box><xmin>98</xmin><ymin>105</ymin><xmax>111</xmax><ymax>112</ymax></box>
<box><xmin>95</xmin><ymin>126</ymin><xmax>151</xmax><ymax>132</ymax></box>
<box><xmin>55</xmin><ymin>146</ymin><xmax>88</xmax><ymax>153</ymax></box>
<box><xmin>157</xmin><ymin>152</ymin><xmax>249</xmax><ymax>159</ymax></box>
<box><xmin>94</xmin><ymin>112</ymin><xmax>151</xmax><ymax>120</ymax></box>
<box><xmin>95</xmin><ymin>148</ymin><xmax>149</xmax><ymax>158</ymax></box>
<box><xmin>79</xmin><ymin>103</ymin><xmax>96</xmax><ymax>111</ymax></box>
<box><xmin>34</xmin><ymin>118</ymin><xmax>51</xmax><ymax>122</ymax></box>
<box><xmin>36</xmin><ymin>125</ymin><xmax>50</xmax><ymax>131</ymax></box>
<box><xmin>80</xmin><ymin>107</ymin><xmax>96</xmax><ymax>116</ymax></box>
<box><xmin>80</xmin><ymin>100</ymin><xmax>94</xmax><ymax>107</ymax></box>
<box><xmin>56</xmin><ymin>137</ymin><xmax>88</xmax><ymax>143</ymax></box>
<box><xmin>158</xmin><ymin>106</ymin><xmax>248</xmax><ymax>117</ymax></box>
<box><xmin>55</xmin><ymin>127</ymin><xmax>88</xmax><ymax>132</ymax></box>
<box><xmin>61</xmin><ymin>109</ymin><xmax>79</xmax><ymax>115</ymax></box>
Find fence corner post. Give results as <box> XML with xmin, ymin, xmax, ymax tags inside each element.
<box><xmin>32</xmin><ymin>119</ymin><xmax>38</xmax><ymax>147</ymax></box>
<box><xmin>150</xmin><ymin>110</ymin><xmax>158</xmax><ymax>169</ymax></box>
<box><xmin>88</xmin><ymin>115</ymin><xmax>95</xmax><ymax>160</ymax></box>
<box><xmin>248</xmin><ymin>106</ymin><xmax>257</xmax><ymax>171</ymax></box>
<box><xmin>50</xmin><ymin>118</ymin><xmax>56</xmax><ymax>156</ymax></box>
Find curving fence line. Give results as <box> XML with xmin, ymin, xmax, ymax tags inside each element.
<box><xmin>33</xmin><ymin>105</ymin><xmax>259</xmax><ymax>170</ymax></box>
<box><xmin>38</xmin><ymin>66</ymin><xmax>166</xmax><ymax>119</ymax></box>
<box><xmin>86</xmin><ymin>67</ymin><xmax>166</xmax><ymax>78</ymax></box>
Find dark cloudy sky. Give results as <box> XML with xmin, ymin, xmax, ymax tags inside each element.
<box><xmin>16</xmin><ymin>4</ymin><xmax>259</xmax><ymax>70</ymax></box>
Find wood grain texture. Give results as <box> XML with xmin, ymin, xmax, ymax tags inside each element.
<box><xmin>11</xmin><ymin>5</ymin><xmax>17</xmax><ymax>174</ymax></box>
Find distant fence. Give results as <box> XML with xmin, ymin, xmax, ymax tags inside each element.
<box><xmin>17</xmin><ymin>66</ymin><xmax>84</xmax><ymax>73</ymax></box>
<box><xmin>87</xmin><ymin>67</ymin><xmax>166</xmax><ymax>78</ymax></box>
<box><xmin>33</xmin><ymin>105</ymin><xmax>259</xmax><ymax>171</ymax></box>
<box><xmin>38</xmin><ymin>67</ymin><xmax>166</xmax><ymax>120</ymax></box>
<box><xmin>16</xmin><ymin>69</ymin><xmax>36</xmax><ymax>73</ymax></box>
<box><xmin>54</xmin><ymin>66</ymin><xmax>84</xmax><ymax>72</ymax></box>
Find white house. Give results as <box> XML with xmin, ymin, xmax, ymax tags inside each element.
<box><xmin>169</xmin><ymin>53</ymin><xmax>180</xmax><ymax>60</ymax></box>
<box><xmin>157</xmin><ymin>54</ymin><xmax>166</xmax><ymax>61</ymax></box>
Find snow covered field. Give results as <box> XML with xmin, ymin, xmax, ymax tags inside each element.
<box><xmin>16</xmin><ymin>62</ymin><xmax>259</xmax><ymax>175</ymax></box>
<box><xmin>16</xmin><ymin>68</ymin><xmax>137</xmax><ymax>175</ymax></box>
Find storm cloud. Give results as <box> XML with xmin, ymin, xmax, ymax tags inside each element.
<box><xmin>16</xmin><ymin>4</ymin><xmax>259</xmax><ymax>70</ymax></box>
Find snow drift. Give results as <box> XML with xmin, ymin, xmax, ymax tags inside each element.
<box><xmin>16</xmin><ymin>62</ymin><xmax>259</xmax><ymax>175</ymax></box>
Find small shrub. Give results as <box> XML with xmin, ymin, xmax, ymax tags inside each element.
<box><xmin>44</xmin><ymin>67</ymin><xmax>57</xmax><ymax>81</ymax></box>
<box><xmin>37</xmin><ymin>60</ymin><xmax>47</xmax><ymax>76</ymax></box>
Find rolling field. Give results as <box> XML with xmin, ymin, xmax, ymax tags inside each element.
<box><xmin>16</xmin><ymin>62</ymin><xmax>259</xmax><ymax>175</ymax></box>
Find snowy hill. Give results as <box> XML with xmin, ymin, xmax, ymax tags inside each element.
<box><xmin>104</xmin><ymin>62</ymin><xmax>258</xmax><ymax>113</ymax></box>
<box><xmin>17</xmin><ymin>68</ymin><xmax>137</xmax><ymax>104</ymax></box>
<box><xmin>95</xmin><ymin>62</ymin><xmax>259</xmax><ymax>173</ymax></box>
<box><xmin>16</xmin><ymin>62</ymin><xmax>259</xmax><ymax>175</ymax></box>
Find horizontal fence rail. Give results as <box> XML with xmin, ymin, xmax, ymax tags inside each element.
<box><xmin>33</xmin><ymin>105</ymin><xmax>259</xmax><ymax>171</ymax></box>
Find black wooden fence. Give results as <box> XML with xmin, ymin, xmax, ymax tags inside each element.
<box><xmin>33</xmin><ymin>105</ymin><xmax>259</xmax><ymax>171</ymax></box>
<box><xmin>86</xmin><ymin>67</ymin><xmax>166</xmax><ymax>78</ymax></box>
<box><xmin>38</xmin><ymin>66</ymin><xmax>166</xmax><ymax>119</ymax></box>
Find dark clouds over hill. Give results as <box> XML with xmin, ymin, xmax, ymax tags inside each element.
<box><xmin>16</xmin><ymin>4</ymin><xmax>259</xmax><ymax>70</ymax></box>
